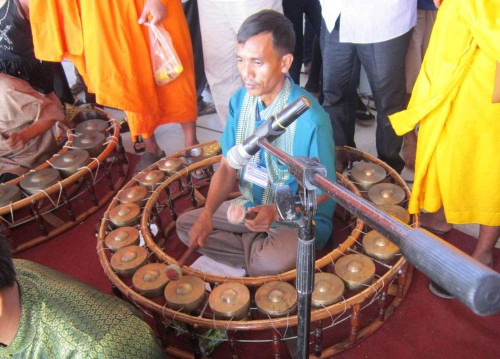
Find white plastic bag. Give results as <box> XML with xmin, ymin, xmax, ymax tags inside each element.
<box><xmin>148</xmin><ymin>24</ymin><xmax>183</xmax><ymax>86</ymax></box>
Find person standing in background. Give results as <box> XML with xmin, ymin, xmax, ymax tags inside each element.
<box><xmin>401</xmin><ymin>0</ymin><xmax>438</xmax><ymax>169</ymax></box>
<box><xmin>319</xmin><ymin>1</ymin><xmax>416</xmax><ymax>173</ymax></box>
<box><xmin>198</xmin><ymin>0</ymin><xmax>283</xmax><ymax>125</ymax></box>
<box><xmin>282</xmin><ymin>0</ymin><xmax>322</xmax><ymax>85</ymax></box>
<box><xmin>0</xmin><ymin>0</ymin><xmax>74</xmax><ymax>105</ymax></box>
<box><xmin>29</xmin><ymin>0</ymin><xmax>199</xmax><ymax>172</ymax></box>
<box><xmin>390</xmin><ymin>0</ymin><xmax>500</xmax><ymax>298</ymax></box>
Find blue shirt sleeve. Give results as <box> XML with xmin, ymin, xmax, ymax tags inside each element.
<box><xmin>220</xmin><ymin>89</ymin><xmax>244</xmax><ymax>157</ymax></box>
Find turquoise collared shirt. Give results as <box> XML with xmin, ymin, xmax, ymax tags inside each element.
<box><xmin>220</xmin><ymin>83</ymin><xmax>336</xmax><ymax>249</ymax></box>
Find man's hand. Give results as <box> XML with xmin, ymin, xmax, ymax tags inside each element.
<box><xmin>188</xmin><ymin>210</ymin><xmax>213</xmax><ymax>248</ymax></box>
<box><xmin>138</xmin><ymin>0</ymin><xmax>167</xmax><ymax>25</ymax></box>
<box><xmin>433</xmin><ymin>0</ymin><xmax>443</xmax><ymax>8</ymax></box>
<box><xmin>4</xmin><ymin>132</ymin><xmax>27</xmax><ymax>151</ymax></box>
<box><xmin>245</xmin><ymin>204</ymin><xmax>280</xmax><ymax>232</ymax></box>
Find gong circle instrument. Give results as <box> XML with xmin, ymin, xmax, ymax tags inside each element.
<box><xmin>109</xmin><ymin>203</ymin><xmax>141</xmax><ymax>228</ymax></box>
<box><xmin>311</xmin><ymin>273</ymin><xmax>345</xmax><ymax>308</ymax></box>
<box><xmin>51</xmin><ymin>149</ymin><xmax>91</xmax><ymax>178</ymax></box>
<box><xmin>350</xmin><ymin>162</ymin><xmax>386</xmax><ymax>190</ymax></box>
<box><xmin>20</xmin><ymin>168</ymin><xmax>61</xmax><ymax>195</ymax></box>
<box><xmin>0</xmin><ymin>184</ymin><xmax>22</xmax><ymax>207</ymax></box>
<box><xmin>363</xmin><ymin>230</ymin><xmax>400</xmax><ymax>262</ymax></box>
<box><xmin>117</xmin><ymin>185</ymin><xmax>148</xmax><ymax>207</ymax></box>
<box><xmin>255</xmin><ymin>281</ymin><xmax>298</xmax><ymax>317</ymax></box>
<box><xmin>1</xmin><ymin>108</ymin><xmax>128</xmax><ymax>253</ymax></box>
<box><xmin>97</xmin><ymin>144</ymin><xmax>418</xmax><ymax>358</ymax></box>
<box><xmin>368</xmin><ymin>183</ymin><xmax>406</xmax><ymax>206</ymax></box>
<box><xmin>209</xmin><ymin>283</ymin><xmax>251</xmax><ymax>320</ymax></box>
<box><xmin>132</xmin><ymin>263</ymin><xmax>170</xmax><ymax>298</ymax></box>
<box><xmin>335</xmin><ymin>254</ymin><xmax>376</xmax><ymax>291</ymax></box>
<box><xmin>74</xmin><ymin>119</ymin><xmax>109</xmax><ymax>134</ymax></box>
<box><xmin>164</xmin><ymin>275</ymin><xmax>206</xmax><ymax>313</ymax></box>
<box><xmin>136</xmin><ymin>170</ymin><xmax>165</xmax><ymax>191</ymax></box>
<box><xmin>72</xmin><ymin>131</ymin><xmax>106</xmax><ymax>158</ymax></box>
<box><xmin>104</xmin><ymin>227</ymin><xmax>140</xmax><ymax>252</ymax></box>
<box><xmin>110</xmin><ymin>245</ymin><xmax>148</xmax><ymax>277</ymax></box>
<box><xmin>158</xmin><ymin>158</ymin><xmax>184</xmax><ymax>175</ymax></box>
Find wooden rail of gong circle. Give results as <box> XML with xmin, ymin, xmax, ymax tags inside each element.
<box><xmin>0</xmin><ymin>110</ymin><xmax>122</xmax><ymax>213</ymax></box>
<box><xmin>96</xmin><ymin>147</ymin><xmax>413</xmax><ymax>328</ymax></box>
<box><xmin>140</xmin><ymin>155</ymin><xmax>364</xmax><ymax>286</ymax></box>
<box><xmin>1</xmin><ymin>109</ymin><xmax>128</xmax><ymax>252</ymax></box>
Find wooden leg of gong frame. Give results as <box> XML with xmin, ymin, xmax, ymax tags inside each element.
<box><xmin>187</xmin><ymin>325</ymin><xmax>203</xmax><ymax>359</ymax></box>
<box><xmin>349</xmin><ymin>303</ymin><xmax>361</xmax><ymax>342</ymax></box>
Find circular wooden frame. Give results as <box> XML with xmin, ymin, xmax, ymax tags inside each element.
<box><xmin>1</xmin><ymin>108</ymin><xmax>129</xmax><ymax>252</ymax></box>
<box><xmin>97</xmin><ymin>143</ymin><xmax>417</xmax><ymax>357</ymax></box>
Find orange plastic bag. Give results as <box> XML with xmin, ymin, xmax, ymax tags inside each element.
<box><xmin>148</xmin><ymin>24</ymin><xmax>183</xmax><ymax>86</ymax></box>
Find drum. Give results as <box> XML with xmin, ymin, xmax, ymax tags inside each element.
<box><xmin>96</xmin><ymin>144</ymin><xmax>417</xmax><ymax>358</ymax></box>
<box><xmin>1</xmin><ymin>108</ymin><xmax>128</xmax><ymax>253</ymax></box>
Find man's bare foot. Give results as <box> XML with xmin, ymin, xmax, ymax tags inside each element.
<box><xmin>419</xmin><ymin>211</ymin><xmax>452</xmax><ymax>234</ymax></box>
<box><xmin>472</xmin><ymin>252</ymin><xmax>493</xmax><ymax>268</ymax></box>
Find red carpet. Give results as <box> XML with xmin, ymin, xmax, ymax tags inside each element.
<box><xmin>14</xmin><ymin>154</ymin><xmax>500</xmax><ymax>358</ymax></box>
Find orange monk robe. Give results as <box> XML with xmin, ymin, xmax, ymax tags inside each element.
<box><xmin>30</xmin><ymin>0</ymin><xmax>197</xmax><ymax>141</ymax></box>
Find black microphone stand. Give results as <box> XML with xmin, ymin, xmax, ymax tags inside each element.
<box><xmin>275</xmin><ymin>173</ymin><xmax>321</xmax><ymax>359</ymax></box>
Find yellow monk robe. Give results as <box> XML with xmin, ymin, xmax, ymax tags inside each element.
<box><xmin>389</xmin><ymin>0</ymin><xmax>500</xmax><ymax>226</ymax></box>
<box><xmin>30</xmin><ymin>0</ymin><xmax>197</xmax><ymax>141</ymax></box>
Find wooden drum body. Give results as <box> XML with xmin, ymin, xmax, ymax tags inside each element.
<box><xmin>96</xmin><ymin>144</ymin><xmax>417</xmax><ymax>358</ymax></box>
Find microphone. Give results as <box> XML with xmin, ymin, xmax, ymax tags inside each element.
<box><xmin>227</xmin><ymin>96</ymin><xmax>311</xmax><ymax>169</ymax></box>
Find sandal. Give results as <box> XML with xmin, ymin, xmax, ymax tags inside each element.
<box><xmin>191</xmin><ymin>169</ymin><xmax>209</xmax><ymax>180</ymax></box>
<box><xmin>421</xmin><ymin>225</ymin><xmax>451</xmax><ymax>236</ymax></box>
<box><xmin>198</xmin><ymin>101</ymin><xmax>216</xmax><ymax>117</ymax></box>
<box><xmin>134</xmin><ymin>151</ymin><xmax>166</xmax><ymax>173</ymax></box>
<box><xmin>133</xmin><ymin>136</ymin><xmax>145</xmax><ymax>154</ymax></box>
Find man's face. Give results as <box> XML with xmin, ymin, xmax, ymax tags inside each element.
<box><xmin>236</xmin><ymin>32</ymin><xmax>292</xmax><ymax>106</ymax></box>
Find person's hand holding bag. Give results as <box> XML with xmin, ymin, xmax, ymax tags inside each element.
<box><xmin>138</xmin><ymin>0</ymin><xmax>167</xmax><ymax>25</ymax></box>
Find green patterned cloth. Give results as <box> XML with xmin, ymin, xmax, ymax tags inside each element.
<box><xmin>0</xmin><ymin>260</ymin><xmax>164</xmax><ymax>359</ymax></box>
<box><xmin>233</xmin><ymin>77</ymin><xmax>295</xmax><ymax>207</ymax></box>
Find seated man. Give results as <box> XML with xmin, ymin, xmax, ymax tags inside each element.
<box><xmin>0</xmin><ymin>237</ymin><xmax>165</xmax><ymax>358</ymax></box>
<box><xmin>0</xmin><ymin>73</ymin><xmax>64</xmax><ymax>183</ymax></box>
<box><xmin>176</xmin><ymin>10</ymin><xmax>336</xmax><ymax>277</ymax></box>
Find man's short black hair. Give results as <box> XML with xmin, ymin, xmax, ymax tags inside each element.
<box><xmin>0</xmin><ymin>236</ymin><xmax>16</xmax><ymax>289</ymax></box>
<box><xmin>237</xmin><ymin>10</ymin><xmax>295</xmax><ymax>55</ymax></box>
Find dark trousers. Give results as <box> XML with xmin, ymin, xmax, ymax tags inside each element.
<box><xmin>183</xmin><ymin>0</ymin><xmax>207</xmax><ymax>104</ymax></box>
<box><xmin>282</xmin><ymin>0</ymin><xmax>322</xmax><ymax>84</ymax></box>
<box><xmin>321</xmin><ymin>19</ymin><xmax>411</xmax><ymax>173</ymax></box>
